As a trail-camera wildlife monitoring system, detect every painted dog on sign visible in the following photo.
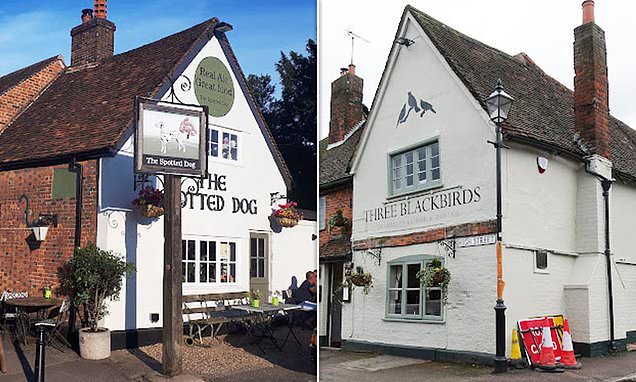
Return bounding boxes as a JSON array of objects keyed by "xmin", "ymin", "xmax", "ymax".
[{"xmin": 157, "ymin": 121, "xmax": 186, "ymax": 154}]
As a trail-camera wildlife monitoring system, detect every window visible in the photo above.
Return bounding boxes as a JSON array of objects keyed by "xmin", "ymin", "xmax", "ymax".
[
  {"xmin": 390, "ymin": 141, "xmax": 440, "ymax": 195},
  {"xmin": 319, "ymin": 197, "xmax": 326, "ymax": 231},
  {"xmin": 208, "ymin": 127, "xmax": 238, "ymax": 161},
  {"xmin": 386, "ymin": 255, "xmax": 443, "ymax": 320},
  {"xmin": 219, "ymin": 241, "xmax": 237, "ymax": 283},
  {"xmin": 534, "ymin": 250, "xmax": 548, "ymax": 273},
  {"xmin": 182, "ymin": 239, "xmax": 236, "ymax": 284},
  {"xmin": 250, "ymin": 237, "xmax": 266, "ymax": 278}
]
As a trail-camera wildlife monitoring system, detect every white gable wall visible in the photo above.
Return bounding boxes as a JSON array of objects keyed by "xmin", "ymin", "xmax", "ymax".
[
  {"xmin": 96, "ymin": 33, "xmax": 315, "ymax": 332},
  {"xmin": 345, "ymin": 15, "xmax": 499, "ymax": 354}
]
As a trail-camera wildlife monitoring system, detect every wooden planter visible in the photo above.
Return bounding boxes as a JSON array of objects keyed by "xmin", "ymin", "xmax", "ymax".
[
  {"xmin": 277, "ymin": 217, "xmax": 298, "ymax": 228},
  {"xmin": 137, "ymin": 204, "xmax": 164, "ymax": 218}
]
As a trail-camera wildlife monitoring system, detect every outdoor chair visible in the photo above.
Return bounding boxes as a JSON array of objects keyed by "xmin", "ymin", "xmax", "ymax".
[
  {"xmin": 0, "ymin": 292, "xmax": 28, "ymax": 341},
  {"xmin": 39, "ymin": 300, "xmax": 72, "ymax": 351}
]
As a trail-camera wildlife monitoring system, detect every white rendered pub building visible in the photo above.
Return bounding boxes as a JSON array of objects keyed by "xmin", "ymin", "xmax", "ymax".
[
  {"xmin": 334, "ymin": 3, "xmax": 636, "ymax": 361},
  {"xmin": 0, "ymin": 2, "xmax": 316, "ymax": 348}
]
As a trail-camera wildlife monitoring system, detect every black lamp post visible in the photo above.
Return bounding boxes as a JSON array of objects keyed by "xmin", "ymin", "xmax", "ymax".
[{"xmin": 485, "ymin": 79, "xmax": 514, "ymax": 373}]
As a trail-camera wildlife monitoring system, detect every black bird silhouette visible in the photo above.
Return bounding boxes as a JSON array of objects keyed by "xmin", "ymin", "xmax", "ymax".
[
  {"xmin": 408, "ymin": 91, "xmax": 420, "ymax": 113},
  {"xmin": 397, "ymin": 104, "xmax": 407, "ymax": 127},
  {"xmin": 419, "ymin": 100, "xmax": 436, "ymax": 116}
]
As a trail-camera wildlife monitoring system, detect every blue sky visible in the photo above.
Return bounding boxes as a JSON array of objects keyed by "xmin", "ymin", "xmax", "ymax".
[{"xmin": 0, "ymin": 0, "xmax": 316, "ymax": 92}]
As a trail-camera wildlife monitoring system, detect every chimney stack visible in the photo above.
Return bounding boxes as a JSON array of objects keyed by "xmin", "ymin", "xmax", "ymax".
[
  {"xmin": 70, "ymin": 0, "xmax": 116, "ymax": 67},
  {"xmin": 329, "ymin": 66, "xmax": 365, "ymax": 144},
  {"xmin": 574, "ymin": 0, "xmax": 610, "ymax": 159},
  {"xmin": 94, "ymin": 0, "xmax": 107, "ymax": 19}
]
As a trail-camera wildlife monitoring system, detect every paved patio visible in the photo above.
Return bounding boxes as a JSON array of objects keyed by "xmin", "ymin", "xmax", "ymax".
[{"xmin": 0, "ymin": 325, "xmax": 315, "ymax": 381}]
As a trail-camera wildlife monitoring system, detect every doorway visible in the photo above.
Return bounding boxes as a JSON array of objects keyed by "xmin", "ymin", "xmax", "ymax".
[{"xmin": 249, "ymin": 233, "xmax": 269, "ymax": 299}]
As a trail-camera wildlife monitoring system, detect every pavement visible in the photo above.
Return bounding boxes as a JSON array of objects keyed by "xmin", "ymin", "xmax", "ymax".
[
  {"xmin": 0, "ymin": 325, "xmax": 316, "ymax": 382},
  {"xmin": 320, "ymin": 347, "xmax": 636, "ymax": 382}
]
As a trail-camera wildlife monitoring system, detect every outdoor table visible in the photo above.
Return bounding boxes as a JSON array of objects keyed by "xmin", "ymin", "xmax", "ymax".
[
  {"xmin": 4, "ymin": 297, "xmax": 59, "ymax": 345},
  {"xmin": 231, "ymin": 303, "xmax": 301, "ymax": 351}
]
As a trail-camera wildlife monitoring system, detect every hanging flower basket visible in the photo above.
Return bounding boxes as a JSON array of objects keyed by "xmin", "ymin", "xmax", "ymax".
[
  {"xmin": 277, "ymin": 216, "xmax": 299, "ymax": 228},
  {"xmin": 272, "ymin": 201, "xmax": 303, "ymax": 228},
  {"xmin": 328, "ymin": 209, "xmax": 350, "ymax": 232},
  {"xmin": 136, "ymin": 204, "xmax": 165, "ymax": 218},
  {"xmin": 416, "ymin": 258, "xmax": 451, "ymax": 303},
  {"xmin": 346, "ymin": 266, "xmax": 373, "ymax": 294},
  {"xmin": 132, "ymin": 186, "xmax": 165, "ymax": 218}
]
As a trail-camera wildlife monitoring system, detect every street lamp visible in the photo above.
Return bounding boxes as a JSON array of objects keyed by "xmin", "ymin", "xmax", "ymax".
[{"xmin": 485, "ymin": 79, "xmax": 514, "ymax": 373}]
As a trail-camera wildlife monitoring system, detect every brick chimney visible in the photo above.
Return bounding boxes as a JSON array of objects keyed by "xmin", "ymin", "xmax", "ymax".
[
  {"xmin": 329, "ymin": 64, "xmax": 365, "ymax": 144},
  {"xmin": 70, "ymin": 0, "xmax": 116, "ymax": 67},
  {"xmin": 574, "ymin": 0, "xmax": 610, "ymax": 159}
]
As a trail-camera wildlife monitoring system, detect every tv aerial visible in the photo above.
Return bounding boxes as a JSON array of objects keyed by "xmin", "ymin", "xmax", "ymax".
[{"xmin": 346, "ymin": 29, "xmax": 371, "ymax": 66}]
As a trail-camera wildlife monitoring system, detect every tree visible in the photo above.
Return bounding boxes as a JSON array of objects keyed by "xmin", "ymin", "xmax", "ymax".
[{"xmin": 248, "ymin": 39, "xmax": 317, "ymax": 210}]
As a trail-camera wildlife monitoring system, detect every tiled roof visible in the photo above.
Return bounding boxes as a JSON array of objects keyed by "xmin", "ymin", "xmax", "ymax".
[
  {"xmin": 409, "ymin": 6, "xmax": 636, "ymax": 180},
  {"xmin": 319, "ymin": 234, "xmax": 352, "ymax": 260},
  {"xmin": 0, "ymin": 19, "xmax": 216, "ymax": 165},
  {"xmin": 0, "ymin": 56, "xmax": 61, "ymax": 95},
  {"xmin": 319, "ymin": 126, "xmax": 364, "ymax": 188}
]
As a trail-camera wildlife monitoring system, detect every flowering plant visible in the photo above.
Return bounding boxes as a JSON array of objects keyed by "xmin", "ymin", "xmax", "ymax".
[
  {"xmin": 272, "ymin": 201, "xmax": 303, "ymax": 221},
  {"xmin": 346, "ymin": 266, "xmax": 373, "ymax": 295},
  {"xmin": 416, "ymin": 258, "xmax": 451, "ymax": 304},
  {"xmin": 132, "ymin": 186, "xmax": 164, "ymax": 208}
]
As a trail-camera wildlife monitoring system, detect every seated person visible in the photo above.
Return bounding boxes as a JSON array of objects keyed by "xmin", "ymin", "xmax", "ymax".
[{"xmin": 292, "ymin": 271, "xmax": 317, "ymax": 328}]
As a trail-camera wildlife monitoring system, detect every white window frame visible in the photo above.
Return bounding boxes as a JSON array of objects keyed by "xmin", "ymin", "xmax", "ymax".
[
  {"xmin": 182, "ymin": 238, "xmax": 238, "ymax": 284},
  {"xmin": 388, "ymin": 139, "xmax": 441, "ymax": 197},
  {"xmin": 208, "ymin": 125, "xmax": 241, "ymax": 163},
  {"xmin": 319, "ymin": 197, "xmax": 326, "ymax": 231},
  {"xmin": 385, "ymin": 255, "xmax": 445, "ymax": 322}
]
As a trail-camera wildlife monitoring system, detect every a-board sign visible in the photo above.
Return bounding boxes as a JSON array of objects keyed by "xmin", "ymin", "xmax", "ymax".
[
  {"xmin": 518, "ymin": 317, "xmax": 563, "ymax": 366},
  {"xmin": 135, "ymin": 98, "xmax": 208, "ymax": 177}
]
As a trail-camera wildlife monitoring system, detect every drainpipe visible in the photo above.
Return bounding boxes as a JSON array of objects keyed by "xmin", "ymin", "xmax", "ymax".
[
  {"xmin": 601, "ymin": 179, "xmax": 617, "ymax": 352},
  {"xmin": 67, "ymin": 159, "xmax": 84, "ymax": 339},
  {"xmin": 69, "ymin": 160, "xmax": 83, "ymax": 248}
]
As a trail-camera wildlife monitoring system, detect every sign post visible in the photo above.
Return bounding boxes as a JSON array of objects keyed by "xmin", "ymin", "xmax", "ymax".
[
  {"xmin": 135, "ymin": 96, "xmax": 207, "ymax": 376},
  {"xmin": 162, "ymin": 174, "xmax": 182, "ymax": 376}
]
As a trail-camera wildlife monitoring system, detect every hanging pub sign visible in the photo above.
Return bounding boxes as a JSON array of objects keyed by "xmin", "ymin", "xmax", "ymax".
[{"xmin": 134, "ymin": 97, "xmax": 208, "ymax": 177}]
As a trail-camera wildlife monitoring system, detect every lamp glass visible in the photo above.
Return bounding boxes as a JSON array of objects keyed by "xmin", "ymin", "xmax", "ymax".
[
  {"xmin": 33, "ymin": 226, "xmax": 48, "ymax": 241},
  {"xmin": 486, "ymin": 85, "xmax": 514, "ymax": 124}
]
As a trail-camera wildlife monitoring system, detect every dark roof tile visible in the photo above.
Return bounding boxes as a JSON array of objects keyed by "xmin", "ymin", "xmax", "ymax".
[
  {"xmin": 0, "ymin": 56, "xmax": 61, "ymax": 95},
  {"xmin": 409, "ymin": 6, "xmax": 636, "ymax": 179},
  {"xmin": 0, "ymin": 19, "xmax": 216, "ymax": 164},
  {"xmin": 319, "ymin": 126, "xmax": 364, "ymax": 188}
]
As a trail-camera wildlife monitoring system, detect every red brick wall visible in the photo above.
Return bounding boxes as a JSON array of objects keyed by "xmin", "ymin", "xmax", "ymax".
[
  {"xmin": 574, "ymin": 22, "xmax": 610, "ymax": 159},
  {"xmin": 320, "ymin": 184, "xmax": 353, "ymax": 243},
  {"xmin": 328, "ymin": 71, "xmax": 365, "ymax": 144},
  {"xmin": 70, "ymin": 18, "xmax": 115, "ymax": 67},
  {"xmin": 0, "ymin": 58, "xmax": 65, "ymax": 131},
  {"xmin": 0, "ymin": 160, "xmax": 98, "ymax": 297},
  {"xmin": 352, "ymin": 220, "xmax": 497, "ymax": 250}
]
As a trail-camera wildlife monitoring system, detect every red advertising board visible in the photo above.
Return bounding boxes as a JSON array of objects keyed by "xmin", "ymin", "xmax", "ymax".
[{"xmin": 518, "ymin": 317, "xmax": 563, "ymax": 366}]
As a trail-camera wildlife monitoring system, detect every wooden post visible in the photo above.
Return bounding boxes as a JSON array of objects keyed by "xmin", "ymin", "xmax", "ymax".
[
  {"xmin": 162, "ymin": 174, "xmax": 183, "ymax": 376},
  {"xmin": 0, "ymin": 336, "xmax": 6, "ymax": 373}
]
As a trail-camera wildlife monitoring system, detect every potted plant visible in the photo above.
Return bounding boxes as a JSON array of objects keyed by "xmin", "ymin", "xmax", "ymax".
[
  {"xmin": 328, "ymin": 209, "xmax": 350, "ymax": 232},
  {"xmin": 416, "ymin": 258, "xmax": 451, "ymax": 303},
  {"xmin": 132, "ymin": 186, "xmax": 164, "ymax": 218},
  {"xmin": 346, "ymin": 266, "xmax": 373, "ymax": 295},
  {"xmin": 60, "ymin": 243, "xmax": 135, "ymax": 360},
  {"xmin": 250, "ymin": 289, "xmax": 262, "ymax": 308},
  {"xmin": 271, "ymin": 201, "xmax": 303, "ymax": 228},
  {"xmin": 271, "ymin": 290, "xmax": 280, "ymax": 306}
]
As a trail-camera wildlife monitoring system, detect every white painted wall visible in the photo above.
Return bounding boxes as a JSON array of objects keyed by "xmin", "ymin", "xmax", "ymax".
[
  {"xmin": 96, "ymin": 34, "xmax": 315, "ymax": 331},
  {"xmin": 341, "ymin": 244, "xmax": 496, "ymax": 354},
  {"xmin": 351, "ymin": 15, "xmax": 497, "ymax": 243},
  {"xmin": 344, "ymin": 8, "xmax": 636, "ymax": 358}
]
